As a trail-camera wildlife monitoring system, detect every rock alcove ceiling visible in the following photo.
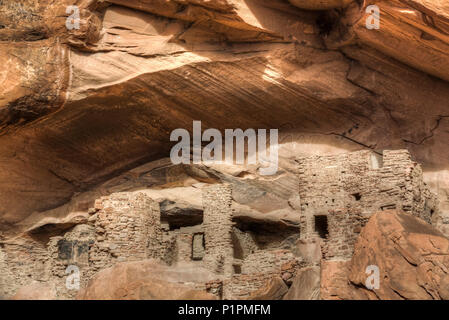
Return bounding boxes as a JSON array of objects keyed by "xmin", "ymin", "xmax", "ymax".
[{"xmin": 1, "ymin": 0, "xmax": 449, "ymax": 300}]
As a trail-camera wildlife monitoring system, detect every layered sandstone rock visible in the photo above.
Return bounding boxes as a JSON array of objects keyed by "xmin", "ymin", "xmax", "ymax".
[
  {"xmin": 247, "ymin": 276, "xmax": 289, "ymax": 300},
  {"xmin": 322, "ymin": 210, "xmax": 449, "ymax": 300},
  {"xmin": 1, "ymin": 0, "xmax": 449, "ymax": 301},
  {"xmin": 350, "ymin": 210, "xmax": 449, "ymax": 300},
  {"xmin": 77, "ymin": 260, "xmax": 217, "ymax": 300},
  {"xmin": 329, "ymin": 0, "xmax": 449, "ymax": 82},
  {"xmin": 320, "ymin": 260, "xmax": 372, "ymax": 300},
  {"xmin": 11, "ymin": 281, "xmax": 57, "ymax": 300},
  {"xmin": 1, "ymin": 0, "xmax": 449, "ymax": 236},
  {"xmin": 283, "ymin": 266, "xmax": 320, "ymax": 300}
]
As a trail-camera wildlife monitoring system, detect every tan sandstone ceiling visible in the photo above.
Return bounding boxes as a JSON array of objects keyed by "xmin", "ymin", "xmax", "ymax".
[{"xmin": 0, "ymin": 0, "xmax": 448, "ymax": 234}]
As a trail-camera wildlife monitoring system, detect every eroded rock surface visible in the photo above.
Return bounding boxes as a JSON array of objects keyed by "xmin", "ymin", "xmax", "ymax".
[
  {"xmin": 1, "ymin": 0, "xmax": 449, "ymax": 300},
  {"xmin": 322, "ymin": 210, "xmax": 449, "ymax": 300},
  {"xmin": 247, "ymin": 276, "xmax": 289, "ymax": 300},
  {"xmin": 350, "ymin": 210, "xmax": 449, "ymax": 300},
  {"xmin": 283, "ymin": 266, "xmax": 320, "ymax": 300},
  {"xmin": 11, "ymin": 281, "xmax": 57, "ymax": 300},
  {"xmin": 1, "ymin": 0, "xmax": 449, "ymax": 233},
  {"xmin": 77, "ymin": 260, "xmax": 217, "ymax": 300}
]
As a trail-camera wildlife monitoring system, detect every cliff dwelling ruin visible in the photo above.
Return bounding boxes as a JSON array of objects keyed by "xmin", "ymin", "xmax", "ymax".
[{"xmin": 0, "ymin": 149, "xmax": 440, "ymax": 299}]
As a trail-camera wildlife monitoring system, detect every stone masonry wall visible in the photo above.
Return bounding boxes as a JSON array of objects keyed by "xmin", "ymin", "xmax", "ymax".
[
  {"xmin": 0, "ymin": 238, "xmax": 51, "ymax": 298},
  {"xmin": 222, "ymin": 258, "xmax": 301, "ymax": 299},
  {"xmin": 47, "ymin": 224, "xmax": 96, "ymax": 298},
  {"xmin": 176, "ymin": 233, "xmax": 193, "ymax": 262},
  {"xmin": 90, "ymin": 192, "xmax": 163, "ymax": 267},
  {"xmin": 1, "ymin": 150, "xmax": 437, "ymax": 299},
  {"xmin": 202, "ymin": 184, "xmax": 234, "ymax": 276},
  {"xmin": 297, "ymin": 150, "xmax": 437, "ymax": 261},
  {"xmin": 223, "ymin": 273, "xmax": 275, "ymax": 300},
  {"xmin": 322, "ymin": 209, "xmax": 369, "ymax": 260},
  {"xmin": 240, "ymin": 249, "xmax": 299, "ymax": 275},
  {"xmin": 0, "ymin": 192, "xmax": 165, "ymax": 299},
  {"xmin": 384, "ymin": 151, "xmax": 437, "ymax": 223}
]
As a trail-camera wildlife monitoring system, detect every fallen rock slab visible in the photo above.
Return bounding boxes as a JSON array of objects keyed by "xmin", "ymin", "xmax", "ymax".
[{"xmin": 77, "ymin": 260, "xmax": 218, "ymax": 300}]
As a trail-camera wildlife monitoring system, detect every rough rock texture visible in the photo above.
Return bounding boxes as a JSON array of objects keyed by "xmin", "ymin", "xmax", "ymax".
[
  {"xmin": 1, "ymin": 0, "xmax": 449, "ymax": 235},
  {"xmin": 3, "ymin": 150, "xmax": 441, "ymax": 300},
  {"xmin": 320, "ymin": 260, "xmax": 372, "ymax": 300},
  {"xmin": 350, "ymin": 210, "xmax": 449, "ymax": 300},
  {"xmin": 1, "ymin": 0, "xmax": 449, "ymax": 300},
  {"xmin": 11, "ymin": 281, "xmax": 57, "ymax": 300},
  {"xmin": 322, "ymin": 210, "xmax": 449, "ymax": 300},
  {"xmin": 288, "ymin": 0, "xmax": 355, "ymax": 10},
  {"xmin": 77, "ymin": 260, "xmax": 217, "ymax": 300},
  {"xmin": 283, "ymin": 266, "xmax": 320, "ymax": 300},
  {"xmin": 247, "ymin": 276, "xmax": 288, "ymax": 300}
]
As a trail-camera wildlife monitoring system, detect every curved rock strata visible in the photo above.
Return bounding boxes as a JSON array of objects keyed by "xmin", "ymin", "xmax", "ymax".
[{"xmin": 1, "ymin": 0, "xmax": 449, "ymax": 300}]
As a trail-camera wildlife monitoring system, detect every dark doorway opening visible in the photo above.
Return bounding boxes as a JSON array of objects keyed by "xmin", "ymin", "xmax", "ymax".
[
  {"xmin": 352, "ymin": 193, "xmax": 362, "ymax": 201},
  {"xmin": 314, "ymin": 215, "xmax": 329, "ymax": 239}
]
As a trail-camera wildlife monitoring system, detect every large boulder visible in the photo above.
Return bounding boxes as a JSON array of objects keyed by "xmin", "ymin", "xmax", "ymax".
[
  {"xmin": 247, "ymin": 277, "xmax": 288, "ymax": 300},
  {"xmin": 321, "ymin": 210, "xmax": 449, "ymax": 300},
  {"xmin": 349, "ymin": 210, "xmax": 449, "ymax": 300},
  {"xmin": 320, "ymin": 260, "xmax": 373, "ymax": 300},
  {"xmin": 284, "ymin": 266, "xmax": 320, "ymax": 300},
  {"xmin": 77, "ymin": 260, "xmax": 217, "ymax": 300}
]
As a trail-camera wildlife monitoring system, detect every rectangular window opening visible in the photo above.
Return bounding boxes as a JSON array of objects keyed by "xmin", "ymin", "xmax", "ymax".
[{"xmin": 314, "ymin": 215, "xmax": 329, "ymax": 239}]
